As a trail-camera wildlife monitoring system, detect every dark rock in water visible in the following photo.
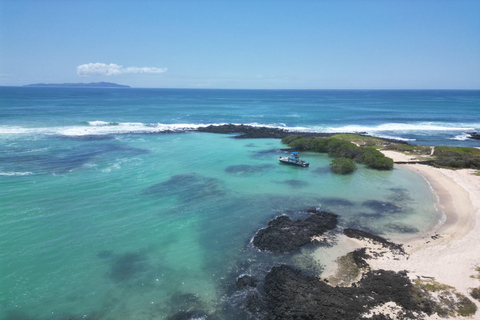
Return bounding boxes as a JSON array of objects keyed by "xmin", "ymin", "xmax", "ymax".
[
  {"xmin": 236, "ymin": 275, "xmax": 258, "ymax": 289},
  {"xmin": 108, "ymin": 252, "xmax": 147, "ymax": 283},
  {"xmin": 320, "ymin": 197, "xmax": 355, "ymax": 207},
  {"xmin": 249, "ymin": 148, "xmax": 280, "ymax": 159},
  {"xmin": 225, "ymin": 164, "xmax": 275, "ymax": 176},
  {"xmin": 362, "ymin": 199, "xmax": 404, "ymax": 214},
  {"xmin": 344, "ymin": 228, "xmax": 404, "ymax": 253},
  {"xmin": 385, "ymin": 223, "xmax": 419, "ymax": 234},
  {"xmin": 143, "ymin": 173, "xmax": 224, "ymax": 201},
  {"xmin": 262, "ymin": 264, "xmax": 428, "ymax": 320},
  {"xmin": 96, "ymin": 250, "xmax": 114, "ymax": 259},
  {"xmin": 55, "ymin": 134, "xmax": 115, "ymax": 141},
  {"xmin": 387, "ymin": 187, "xmax": 413, "ymax": 203},
  {"xmin": 197, "ymin": 124, "xmax": 335, "ymax": 139},
  {"xmin": 167, "ymin": 310, "xmax": 208, "ymax": 320},
  {"xmin": 278, "ymin": 179, "xmax": 309, "ymax": 188},
  {"xmin": 252, "ymin": 209, "xmax": 338, "ymax": 253},
  {"xmin": 467, "ymin": 132, "xmax": 480, "ymax": 140}
]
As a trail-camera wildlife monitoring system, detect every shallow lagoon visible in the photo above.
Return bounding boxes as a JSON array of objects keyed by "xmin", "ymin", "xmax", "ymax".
[{"xmin": 0, "ymin": 132, "xmax": 438, "ymax": 319}]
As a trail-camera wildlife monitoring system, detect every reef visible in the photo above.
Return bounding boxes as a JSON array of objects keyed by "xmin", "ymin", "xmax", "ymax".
[
  {"xmin": 197, "ymin": 124, "xmax": 334, "ymax": 139},
  {"xmin": 252, "ymin": 209, "xmax": 338, "ymax": 253}
]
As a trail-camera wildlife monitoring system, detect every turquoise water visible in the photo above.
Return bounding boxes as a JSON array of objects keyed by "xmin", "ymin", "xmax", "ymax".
[
  {"xmin": 1, "ymin": 133, "xmax": 437, "ymax": 319},
  {"xmin": 0, "ymin": 88, "xmax": 476, "ymax": 319}
]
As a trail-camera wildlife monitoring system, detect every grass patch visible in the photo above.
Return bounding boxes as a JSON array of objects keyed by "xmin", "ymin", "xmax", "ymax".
[
  {"xmin": 430, "ymin": 146, "xmax": 480, "ymax": 169},
  {"xmin": 385, "ymin": 144, "xmax": 432, "ymax": 155},
  {"xmin": 330, "ymin": 134, "xmax": 385, "ymax": 146},
  {"xmin": 434, "ymin": 146, "xmax": 480, "ymax": 157},
  {"xmin": 412, "ymin": 279, "xmax": 477, "ymax": 317}
]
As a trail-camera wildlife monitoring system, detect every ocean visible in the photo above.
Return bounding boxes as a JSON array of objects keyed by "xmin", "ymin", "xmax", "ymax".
[{"xmin": 0, "ymin": 88, "xmax": 479, "ymax": 319}]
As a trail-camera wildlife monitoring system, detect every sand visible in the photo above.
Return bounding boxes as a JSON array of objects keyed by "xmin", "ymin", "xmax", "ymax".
[{"xmin": 373, "ymin": 151, "xmax": 480, "ymax": 319}]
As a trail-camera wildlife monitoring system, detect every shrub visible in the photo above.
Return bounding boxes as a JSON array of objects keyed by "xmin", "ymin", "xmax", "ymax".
[
  {"xmin": 330, "ymin": 157, "xmax": 356, "ymax": 174},
  {"xmin": 282, "ymin": 135, "xmax": 394, "ymax": 171}
]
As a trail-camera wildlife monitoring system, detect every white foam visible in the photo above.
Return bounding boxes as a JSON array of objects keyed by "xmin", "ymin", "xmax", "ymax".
[
  {"xmin": 87, "ymin": 121, "xmax": 112, "ymax": 126},
  {"xmin": 0, "ymin": 171, "xmax": 34, "ymax": 176},
  {"xmin": 0, "ymin": 121, "xmax": 477, "ymax": 139},
  {"xmin": 322, "ymin": 122, "xmax": 477, "ymax": 133},
  {"xmin": 451, "ymin": 134, "xmax": 469, "ymax": 141}
]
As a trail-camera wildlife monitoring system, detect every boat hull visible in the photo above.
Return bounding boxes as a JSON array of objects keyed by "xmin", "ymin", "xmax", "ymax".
[{"xmin": 278, "ymin": 158, "xmax": 309, "ymax": 167}]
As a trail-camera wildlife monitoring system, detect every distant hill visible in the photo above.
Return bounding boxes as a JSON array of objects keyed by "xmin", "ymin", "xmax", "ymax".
[{"xmin": 23, "ymin": 82, "xmax": 130, "ymax": 88}]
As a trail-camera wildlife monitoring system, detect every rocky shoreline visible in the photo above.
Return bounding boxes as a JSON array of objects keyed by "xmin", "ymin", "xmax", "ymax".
[
  {"xmin": 162, "ymin": 202, "xmax": 478, "ymax": 320},
  {"xmin": 195, "ymin": 123, "xmax": 411, "ymax": 144}
]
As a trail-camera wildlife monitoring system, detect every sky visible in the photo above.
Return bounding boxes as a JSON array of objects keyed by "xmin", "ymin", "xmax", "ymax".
[{"xmin": 1, "ymin": 0, "xmax": 479, "ymax": 89}]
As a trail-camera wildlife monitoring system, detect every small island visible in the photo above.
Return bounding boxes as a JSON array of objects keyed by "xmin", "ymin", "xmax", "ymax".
[{"xmin": 23, "ymin": 82, "xmax": 130, "ymax": 88}]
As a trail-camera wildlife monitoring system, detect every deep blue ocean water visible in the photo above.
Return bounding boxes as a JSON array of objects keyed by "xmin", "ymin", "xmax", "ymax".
[{"xmin": 0, "ymin": 88, "xmax": 479, "ymax": 319}]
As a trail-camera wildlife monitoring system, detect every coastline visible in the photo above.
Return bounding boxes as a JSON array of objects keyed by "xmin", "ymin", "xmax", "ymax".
[{"xmin": 374, "ymin": 151, "xmax": 480, "ymax": 311}]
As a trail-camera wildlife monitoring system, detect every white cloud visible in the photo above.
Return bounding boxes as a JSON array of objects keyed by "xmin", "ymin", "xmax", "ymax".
[{"xmin": 77, "ymin": 63, "xmax": 167, "ymax": 76}]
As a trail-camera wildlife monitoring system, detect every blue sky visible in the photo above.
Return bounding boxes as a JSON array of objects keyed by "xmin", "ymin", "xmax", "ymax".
[{"xmin": 1, "ymin": 0, "xmax": 479, "ymax": 89}]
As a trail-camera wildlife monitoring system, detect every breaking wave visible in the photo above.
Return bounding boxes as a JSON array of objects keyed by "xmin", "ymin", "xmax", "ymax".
[{"xmin": 0, "ymin": 121, "xmax": 477, "ymax": 141}]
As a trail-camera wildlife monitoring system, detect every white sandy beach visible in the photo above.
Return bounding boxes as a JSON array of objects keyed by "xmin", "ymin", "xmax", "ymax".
[{"xmin": 374, "ymin": 151, "xmax": 480, "ymax": 319}]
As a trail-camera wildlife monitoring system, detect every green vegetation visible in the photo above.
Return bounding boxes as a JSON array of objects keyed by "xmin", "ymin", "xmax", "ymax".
[
  {"xmin": 330, "ymin": 157, "xmax": 356, "ymax": 174},
  {"xmin": 470, "ymin": 266, "xmax": 480, "ymax": 280},
  {"xmin": 281, "ymin": 136, "xmax": 394, "ymax": 170},
  {"xmin": 470, "ymin": 287, "xmax": 480, "ymax": 302},
  {"xmin": 412, "ymin": 279, "xmax": 477, "ymax": 317},
  {"xmin": 325, "ymin": 252, "xmax": 361, "ymax": 287},
  {"xmin": 385, "ymin": 144, "xmax": 432, "ymax": 155},
  {"xmin": 432, "ymin": 146, "xmax": 480, "ymax": 169},
  {"xmin": 330, "ymin": 133, "xmax": 385, "ymax": 146},
  {"xmin": 283, "ymin": 134, "xmax": 480, "ymax": 170},
  {"xmin": 469, "ymin": 266, "xmax": 480, "ymax": 302}
]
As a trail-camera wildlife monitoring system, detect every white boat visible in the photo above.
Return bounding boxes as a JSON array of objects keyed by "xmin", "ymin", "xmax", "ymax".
[{"xmin": 278, "ymin": 152, "xmax": 309, "ymax": 167}]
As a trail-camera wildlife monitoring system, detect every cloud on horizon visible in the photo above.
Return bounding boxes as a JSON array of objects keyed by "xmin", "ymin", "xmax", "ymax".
[{"xmin": 77, "ymin": 63, "xmax": 167, "ymax": 76}]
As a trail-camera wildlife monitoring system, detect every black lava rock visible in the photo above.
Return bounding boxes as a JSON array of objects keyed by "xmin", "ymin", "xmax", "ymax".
[
  {"xmin": 252, "ymin": 210, "xmax": 338, "ymax": 253},
  {"xmin": 263, "ymin": 264, "xmax": 428, "ymax": 320},
  {"xmin": 467, "ymin": 132, "xmax": 480, "ymax": 140},
  {"xmin": 235, "ymin": 275, "xmax": 258, "ymax": 289},
  {"xmin": 344, "ymin": 228, "xmax": 405, "ymax": 253}
]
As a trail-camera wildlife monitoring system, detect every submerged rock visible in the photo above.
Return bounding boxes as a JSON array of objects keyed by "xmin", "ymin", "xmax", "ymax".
[
  {"xmin": 252, "ymin": 209, "xmax": 338, "ymax": 253},
  {"xmin": 143, "ymin": 173, "xmax": 225, "ymax": 201},
  {"xmin": 362, "ymin": 200, "xmax": 404, "ymax": 214},
  {"xmin": 225, "ymin": 164, "xmax": 275, "ymax": 176}
]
